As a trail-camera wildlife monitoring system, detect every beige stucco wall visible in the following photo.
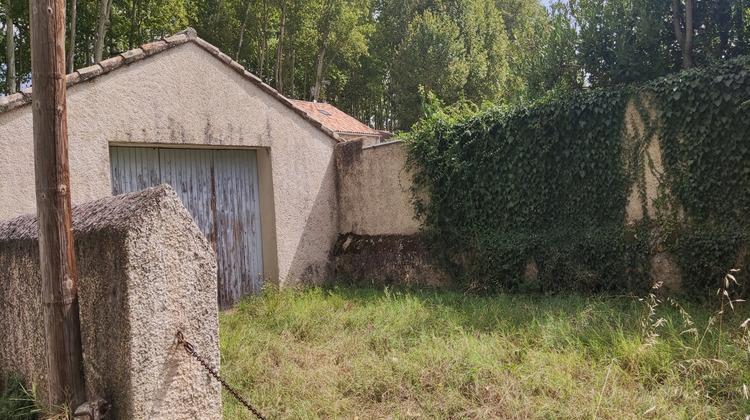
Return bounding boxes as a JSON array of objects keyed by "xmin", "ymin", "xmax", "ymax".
[
  {"xmin": 0, "ymin": 41, "xmax": 339, "ymax": 287},
  {"xmin": 339, "ymin": 133, "xmax": 380, "ymax": 146},
  {"xmin": 336, "ymin": 139, "xmax": 420, "ymax": 235},
  {"xmin": 0, "ymin": 185, "xmax": 221, "ymax": 419},
  {"xmin": 334, "ymin": 139, "xmax": 449, "ymax": 285}
]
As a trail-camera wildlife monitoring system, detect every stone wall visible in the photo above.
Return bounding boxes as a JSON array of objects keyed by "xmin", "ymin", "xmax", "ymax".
[
  {"xmin": 333, "ymin": 104, "xmax": 690, "ymax": 289},
  {"xmin": 0, "ymin": 185, "xmax": 221, "ymax": 419},
  {"xmin": 335, "ymin": 139, "xmax": 451, "ymax": 286},
  {"xmin": 336, "ymin": 139, "xmax": 420, "ymax": 236}
]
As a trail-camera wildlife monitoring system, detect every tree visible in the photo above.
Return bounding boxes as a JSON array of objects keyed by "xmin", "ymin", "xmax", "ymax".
[
  {"xmin": 459, "ymin": 0, "xmax": 511, "ymax": 104},
  {"xmin": 3, "ymin": 0, "xmax": 15, "ymax": 93},
  {"xmin": 94, "ymin": 0, "xmax": 114, "ymax": 63},
  {"xmin": 509, "ymin": 1, "xmax": 582, "ymax": 98},
  {"xmin": 312, "ymin": 0, "xmax": 334, "ymax": 101},
  {"xmin": 570, "ymin": 0, "xmax": 674, "ymax": 87},
  {"xmin": 67, "ymin": 0, "xmax": 77, "ymax": 73},
  {"xmin": 672, "ymin": 0, "xmax": 694, "ymax": 69},
  {"xmin": 275, "ymin": 0, "xmax": 286, "ymax": 93},
  {"xmin": 392, "ymin": 8, "xmax": 469, "ymax": 129}
]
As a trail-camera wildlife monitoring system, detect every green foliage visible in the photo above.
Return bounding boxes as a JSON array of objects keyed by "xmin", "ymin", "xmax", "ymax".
[
  {"xmin": 407, "ymin": 87, "xmax": 633, "ymax": 292},
  {"xmin": 390, "ymin": 0, "xmax": 513, "ymax": 130},
  {"xmin": 2, "ymin": 0, "xmax": 749, "ymax": 131},
  {"xmin": 650, "ymin": 56, "xmax": 750, "ymax": 223},
  {"xmin": 648, "ymin": 56, "xmax": 750, "ymax": 296},
  {"xmin": 508, "ymin": 1, "xmax": 582, "ymax": 99},
  {"xmin": 571, "ymin": 0, "xmax": 674, "ymax": 87},
  {"xmin": 407, "ymin": 56, "xmax": 750, "ymax": 294},
  {"xmin": 393, "ymin": 9, "xmax": 468, "ymax": 129},
  {"xmin": 0, "ymin": 375, "xmax": 36, "ymax": 420}
]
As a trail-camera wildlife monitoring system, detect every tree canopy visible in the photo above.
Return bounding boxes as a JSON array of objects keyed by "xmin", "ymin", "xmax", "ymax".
[{"xmin": 1, "ymin": 0, "xmax": 749, "ymax": 130}]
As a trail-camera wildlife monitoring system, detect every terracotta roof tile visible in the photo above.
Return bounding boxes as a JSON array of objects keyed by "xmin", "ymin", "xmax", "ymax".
[{"xmin": 291, "ymin": 101, "xmax": 379, "ymax": 136}]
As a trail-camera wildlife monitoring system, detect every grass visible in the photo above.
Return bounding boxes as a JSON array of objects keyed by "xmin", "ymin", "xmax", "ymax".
[
  {"xmin": 0, "ymin": 375, "xmax": 40, "ymax": 420},
  {"xmin": 3, "ymin": 281, "xmax": 747, "ymax": 419},
  {"xmin": 219, "ymin": 283, "xmax": 750, "ymax": 419}
]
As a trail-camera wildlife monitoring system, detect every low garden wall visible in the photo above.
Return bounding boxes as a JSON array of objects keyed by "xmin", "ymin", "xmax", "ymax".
[
  {"xmin": 0, "ymin": 184, "xmax": 221, "ymax": 419},
  {"xmin": 335, "ymin": 139, "xmax": 451, "ymax": 286}
]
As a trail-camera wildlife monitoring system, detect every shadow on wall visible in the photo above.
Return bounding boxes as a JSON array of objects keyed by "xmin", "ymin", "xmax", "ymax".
[{"xmin": 283, "ymin": 158, "xmax": 338, "ymax": 286}]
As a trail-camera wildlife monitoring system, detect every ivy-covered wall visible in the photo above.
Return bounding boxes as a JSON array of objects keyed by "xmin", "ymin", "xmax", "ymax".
[{"xmin": 406, "ymin": 56, "xmax": 750, "ymax": 296}]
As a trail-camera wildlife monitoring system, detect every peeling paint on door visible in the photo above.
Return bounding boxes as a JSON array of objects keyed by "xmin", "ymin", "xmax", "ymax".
[{"xmin": 109, "ymin": 147, "xmax": 263, "ymax": 308}]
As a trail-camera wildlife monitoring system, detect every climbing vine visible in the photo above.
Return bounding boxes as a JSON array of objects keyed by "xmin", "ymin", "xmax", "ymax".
[
  {"xmin": 406, "ymin": 55, "xmax": 750, "ymax": 295},
  {"xmin": 649, "ymin": 56, "xmax": 750, "ymax": 296}
]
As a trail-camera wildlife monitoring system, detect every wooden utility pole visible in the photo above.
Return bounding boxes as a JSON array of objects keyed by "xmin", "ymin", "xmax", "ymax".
[{"xmin": 29, "ymin": 0, "xmax": 86, "ymax": 408}]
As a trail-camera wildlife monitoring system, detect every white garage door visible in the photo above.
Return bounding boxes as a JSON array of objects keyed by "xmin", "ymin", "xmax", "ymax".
[{"xmin": 109, "ymin": 147, "xmax": 263, "ymax": 308}]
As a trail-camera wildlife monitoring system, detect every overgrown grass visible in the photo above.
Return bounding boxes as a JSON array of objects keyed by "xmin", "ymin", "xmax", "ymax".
[
  {"xmin": 220, "ymin": 284, "xmax": 750, "ymax": 419},
  {"xmin": 0, "ymin": 375, "xmax": 74, "ymax": 420},
  {"xmin": 0, "ymin": 375, "xmax": 39, "ymax": 420}
]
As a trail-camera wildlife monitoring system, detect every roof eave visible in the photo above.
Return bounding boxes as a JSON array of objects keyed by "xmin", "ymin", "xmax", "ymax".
[{"xmin": 336, "ymin": 131, "xmax": 381, "ymax": 137}]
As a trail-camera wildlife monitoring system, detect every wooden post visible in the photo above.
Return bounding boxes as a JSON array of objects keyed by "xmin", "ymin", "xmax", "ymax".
[{"xmin": 29, "ymin": 0, "xmax": 86, "ymax": 408}]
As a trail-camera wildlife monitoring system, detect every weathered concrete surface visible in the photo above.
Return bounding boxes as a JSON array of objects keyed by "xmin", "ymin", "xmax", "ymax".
[
  {"xmin": 334, "ymin": 140, "xmax": 449, "ymax": 286},
  {"xmin": 650, "ymin": 251, "xmax": 682, "ymax": 292},
  {"xmin": 0, "ymin": 35, "xmax": 339, "ymax": 287},
  {"xmin": 334, "ymin": 233, "xmax": 451, "ymax": 287},
  {"xmin": 338, "ymin": 132, "xmax": 381, "ymax": 146},
  {"xmin": 623, "ymin": 92, "xmax": 668, "ymax": 223},
  {"xmin": 0, "ymin": 185, "xmax": 221, "ymax": 419},
  {"xmin": 336, "ymin": 139, "xmax": 420, "ymax": 236}
]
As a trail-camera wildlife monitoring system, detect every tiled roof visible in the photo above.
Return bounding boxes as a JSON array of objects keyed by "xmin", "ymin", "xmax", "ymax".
[
  {"xmin": 291, "ymin": 101, "xmax": 379, "ymax": 136},
  {"xmin": 0, "ymin": 28, "xmax": 340, "ymax": 142}
]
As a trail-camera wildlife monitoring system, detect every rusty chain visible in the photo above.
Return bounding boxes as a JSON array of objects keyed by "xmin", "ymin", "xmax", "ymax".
[{"xmin": 176, "ymin": 331, "xmax": 267, "ymax": 420}]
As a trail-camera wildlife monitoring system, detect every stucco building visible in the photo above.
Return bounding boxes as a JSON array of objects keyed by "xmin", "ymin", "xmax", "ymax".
[{"xmin": 0, "ymin": 29, "xmax": 343, "ymax": 308}]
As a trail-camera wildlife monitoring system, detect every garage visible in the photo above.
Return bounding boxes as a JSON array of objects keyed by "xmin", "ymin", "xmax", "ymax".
[
  {"xmin": 0, "ymin": 31, "xmax": 340, "ymax": 296},
  {"xmin": 109, "ymin": 146, "xmax": 263, "ymax": 308}
]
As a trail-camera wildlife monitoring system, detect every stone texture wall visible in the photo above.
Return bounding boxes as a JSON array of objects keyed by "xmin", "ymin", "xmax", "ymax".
[
  {"xmin": 0, "ymin": 185, "xmax": 221, "ymax": 419},
  {"xmin": 336, "ymin": 139, "xmax": 420, "ymax": 236},
  {"xmin": 335, "ymin": 139, "xmax": 450, "ymax": 286},
  {"xmin": 334, "ymin": 233, "xmax": 451, "ymax": 287}
]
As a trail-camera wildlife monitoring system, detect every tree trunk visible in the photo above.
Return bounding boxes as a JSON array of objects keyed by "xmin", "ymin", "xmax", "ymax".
[
  {"xmin": 67, "ymin": 0, "xmax": 77, "ymax": 73},
  {"xmin": 29, "ymin": 0, "xmax": 86, "ymax": 409},
  {"xmin": 258, "ymin": 0, "xmax": 269, "ymax": 80},
  {"xmin": 94, "ymin": 0, "xmax": 114, "ymax": 63},
  {"xmin": 313, "ymin": 48, "xmax": 326, "ymax": 101},
  {"xmin": 312, "ymin": 0, "xmax": 334, "ymax": 101},
  {"xmin": 129, "ymin": 0, "xmax": 140, "ymax": 50},
  {"xmin": 4, "ymin": 0, "xmax": 16, "ymax": 94},
  {"xmin": 85, "ymin": 33, "xmax": 91, "ymax": 65},
  {"xmin": 289, "ymin": 32, "xmax": 296, "ymax": 98},
  {"xmin": 672, "ymin": 0, "xmax": 694, "ymax": 69},
  {"xmin": 235, "ymin": 0, "xmax": 253, "ymax": 62},
  {"xmin": 275, "ymin": 1, "xmax": 286, "ymax": 94}
]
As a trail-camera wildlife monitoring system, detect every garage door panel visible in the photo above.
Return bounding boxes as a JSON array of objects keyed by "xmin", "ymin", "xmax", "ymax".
[
  {"xmin": 109, "ymin": 147, "xmax": 159, "ymax": 195},
  {"xmin": 110, "ymin": 147, "xmax": 263, "ymax": 308},
  {"xmin": 159, "ymin": 149, "xmax": 217, "ymax": 250},
  {"xmin": 214, "ymin": 150, "xmax": 263, "ymax": 302}
]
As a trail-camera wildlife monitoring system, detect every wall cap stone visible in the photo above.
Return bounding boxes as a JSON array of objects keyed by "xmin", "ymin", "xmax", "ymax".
[{"xmin": 0, "ymin": 184, "xmax": 188, "ymax": 240}]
